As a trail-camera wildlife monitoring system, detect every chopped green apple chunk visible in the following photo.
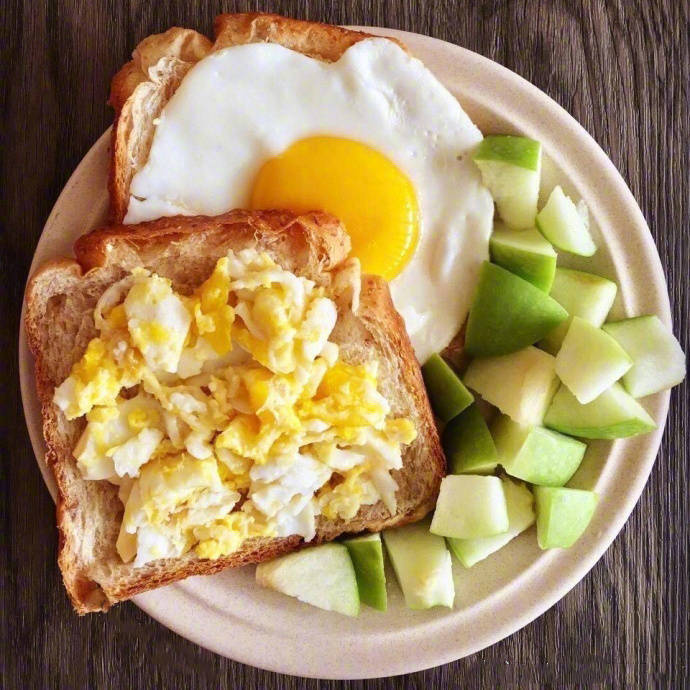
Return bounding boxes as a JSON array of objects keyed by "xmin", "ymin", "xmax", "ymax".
[
  {"xmin": 430, "ymin": 475, "xmax": 509, "ymax": 539},
  {"xmin": 448, "ymin": 479, "xmax": 535, "ymax": 567},
  {"xmin": 474, "ymin": 135, "xmax": 542, "ymax": 229},
  {"xmin": 536, "ymin": 185, "xmax": 596, "ymax": 256},
  {"xmin": 256, "ymin": 543, "xmax": 359, "ymax": 616},
  {"xmin": 383, "ymin": 520, "xmax": 454, "ymax": 610},
  {"xmin": 544, "ymin": 383, "xmax": 656, "ymax": 439},
  {"xmin": 421, "ymin": 353, "xmax": 474, "ymax": 422},
  {"xmin": 343, "ymin": 533, "xmax": 387, "ymax": 611},
  {"xmin": 540, "ymin": 268, "xmax": 618, "ymax": 354},
  {"xmin": 534, "ymin": 486, "xmax": 598, "ymax": 549},
  {"xmin": 492, "ymin": 414, "xmax": 586, "ymax": 486},
  {"xmin": 603, "ymin": 315, "xmax": 686, "ymax": 397},
  {"xmin": 464, "ymin": 346, "xmax": 559, "ymax": 426},
  {"xmin": 489, "ymin": 224, "xmax": 557, "ymax": 292},
  {"xmin": 465, "ymin": 262, "xmax": 568, "ymax": 357},
  {"xmin": 555, "ymin": 317, "xmax": 633, "ymax": 404},
  {"xmin": 443, "ymin": 404, "xmax": 498, "ymax": 474}
]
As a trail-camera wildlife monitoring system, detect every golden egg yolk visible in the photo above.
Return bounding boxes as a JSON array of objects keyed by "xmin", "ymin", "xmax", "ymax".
[{"xmin": 250, "ymin": 137, "xmax": 419, "ymax": 280}]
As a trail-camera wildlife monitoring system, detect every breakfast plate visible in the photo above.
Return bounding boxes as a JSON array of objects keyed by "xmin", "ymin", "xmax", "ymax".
[{"xmin": 19, "ymin": 27, "xmax": 671, "ymax": 678}]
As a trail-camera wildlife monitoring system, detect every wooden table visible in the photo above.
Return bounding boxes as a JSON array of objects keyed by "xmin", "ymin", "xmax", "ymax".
[{"xmin": 2, "ymin": 1, "xmax": 687, "ymax": 687}]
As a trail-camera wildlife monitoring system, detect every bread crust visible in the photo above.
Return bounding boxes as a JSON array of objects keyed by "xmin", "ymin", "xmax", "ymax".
[
  {"xmin": 212, "ymin": 12, "xmax": 405, "ymax": 60},
  {"xmin": 25, "ymin": 210, "xmax": 443, "ymax": 613},
  {"xmin": 107, "ymin": 13, "xmax": 406, "ymax": 223},
  {"xmin": 108, "ymin": 27, "xmax": 213, "ymax": 223}
]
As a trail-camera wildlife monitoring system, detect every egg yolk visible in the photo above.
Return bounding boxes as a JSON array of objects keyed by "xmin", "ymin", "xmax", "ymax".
[{"xmin": 250, "ymin": 137, "xmax": 419, "ymax": 280}]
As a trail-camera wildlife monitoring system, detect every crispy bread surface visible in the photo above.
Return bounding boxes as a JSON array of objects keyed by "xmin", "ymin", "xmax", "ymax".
[
  {"xmin": 107, "ymin": 13, "xmax": 405, "ymax": 223},
  {"xmin": 25, "ymin": 210, "xmax": 443, "ymax": 613}
]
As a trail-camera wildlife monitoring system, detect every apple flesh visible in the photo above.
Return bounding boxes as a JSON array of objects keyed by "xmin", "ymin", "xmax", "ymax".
[
  {"xmin": 536, "ymin": 185, "xmax": 596, "ymax": 256},
  {"xmin": 489, "ymin": 224, "xmax": 557, "ymax": 292},
  {"xmin": 343, "ymin": 532, "xmax": 387, "ymax": 611},
  {"xmin": 421, "ymin": 353, "xmax": 474, "ymax": 422},
  {"xmin": 473, "ymin": 135, "xmax": 542, "ymax": 229},
  {"xmin": 447, "ymin": 479, "xmax": 535, "ymax": 567},
  {"xmin": 382, "ymin": 519, "xmax": 454, "ymax": 610},
  {"xmin": 603, "ymin": 315, "xmax": 686, "ymax": 397},
  {"xmin": 534, "ymin": 486, "xmax": 598, "ymax": 549},
  {"xmin": 555, "ymin": 316, "xmax": 633, "ymax": 404},
  {"xmin": 544, "ymin": 382, "xmax": 656, "ymax": 439},
  {"xmin": 256, "ymin": 543, "xmax": 359, "ymax": 616},
  {"xmin": 492, "ymin": 414, "xmax": 586, "ymax": 486},
  {"xmin": 430, "ymin": 475, "xmax": 509, "ymax": 539},
  {"xmin": 465, "ymin": 262, "xmax": 568, "ymax": 357},
  {"xmin": 540, "ymin": 268, "xmax": 618, "ymax": 354},
  {"xmin": 464, "ymin": 346, "xmax": 559, "ymax": 426},
  {"xmin": 443, "ymin": 404, "xmax": 498, "ymax": 474}
]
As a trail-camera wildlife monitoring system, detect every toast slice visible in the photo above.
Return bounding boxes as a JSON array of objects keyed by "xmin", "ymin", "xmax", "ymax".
[
  {"xmin": 25, "ymin": 209, "xmax": 444, "ymax": 613},
  {"xmin": 107, "ymin": 13, "xmax": 405, "ymax": 223}
]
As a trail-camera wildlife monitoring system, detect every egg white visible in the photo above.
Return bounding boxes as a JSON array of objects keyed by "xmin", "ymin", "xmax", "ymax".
[{"xmin": 125, "ymin": 39, "xmax": 493, "ymax": 362}]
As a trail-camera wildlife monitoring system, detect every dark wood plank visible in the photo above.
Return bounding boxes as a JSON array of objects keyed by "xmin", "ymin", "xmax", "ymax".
[{"xmin": 1, "ymin": 1, "xmax": 687, "ymax": 687}]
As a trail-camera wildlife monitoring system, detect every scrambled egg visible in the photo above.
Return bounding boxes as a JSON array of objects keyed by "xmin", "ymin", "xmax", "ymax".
[{"xmin": 54, "ymin": 248, "xmax": 416, "ymax": 567}]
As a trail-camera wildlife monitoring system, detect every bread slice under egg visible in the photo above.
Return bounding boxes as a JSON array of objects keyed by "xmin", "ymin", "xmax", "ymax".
[
  {"xmin": 107, "ymin": 12, "xmax": 407, "ymax": 224},
  {"xmin": 25, "ymin": 209, "xmax": 444, "ymax": 613}
]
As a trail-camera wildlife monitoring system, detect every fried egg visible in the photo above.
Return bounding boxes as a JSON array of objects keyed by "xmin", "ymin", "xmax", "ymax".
[{"xmin": 125, "ymin": 39, "xmax": 493, "ymax": 362}]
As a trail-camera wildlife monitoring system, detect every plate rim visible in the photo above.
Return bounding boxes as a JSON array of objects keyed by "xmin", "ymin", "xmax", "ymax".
[{"xmin": 19, "ymin": 26, "xmax": 671, "ymax": 679}]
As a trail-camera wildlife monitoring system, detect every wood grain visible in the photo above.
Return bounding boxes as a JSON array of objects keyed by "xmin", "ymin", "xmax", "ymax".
[{"xmin": 1, "ymin": 1, "xmax": 688, "ymax": 687}]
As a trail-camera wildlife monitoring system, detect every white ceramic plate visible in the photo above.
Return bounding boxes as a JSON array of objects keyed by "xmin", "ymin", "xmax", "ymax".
[{"xmin": 20, "ymin": 28, "xmax": 671, "ymax": 679}]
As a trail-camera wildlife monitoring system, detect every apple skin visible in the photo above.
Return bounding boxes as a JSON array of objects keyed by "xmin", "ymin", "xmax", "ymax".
[
  {"xmin": 603, "ymin": 315, "xmax": 686, "ymax": 398},
  {"xmin": 492, "ymin": 414, "xmax": 586, "ymax": 487},
  {"xmin": 447, "ymin": 479, "xmax": 535, "ymax": 568},
  {"xmin": 421, "ymin": 353, "xmax": 473, "ymax": 422},
  {"xmin": 555, "ymin": 316, "xmax": 633, "ymax": 404},
  {"xmin": 489, "ymin": 225, "xmax": 557, "ymax": 292},
  {"xmin": 383, "ymin": 519, "xmax": 454, "ymax": 610},
  {"xmin": 544, "ymin": 382, "xmax": 656, "ymax": 439},
  {"xmin": 473, "ymin": 136, "xmax": 542, "ymax": 230},
  {"xmin": 534, "ymin": 486, "xmax": 598, "ymax": 549},
  {"xmin": 443, "ymin": 404, "xmax": 498, "ymax": 474},
  {"xmin": 465, "ymin": 262, "xmax": 568, "ymax": 357},
  {"xmin": 474, "ymin": 135, "xmax": 541, "ymax": 170},
  {"xmin": 430, "ymin": 475, "xmax": 509, "ymax": 539},
  {"xmin": 343, "ymin": 533, "xmax": 387, "ymax": 611},
  {"xmin": 464, "ymin": 346, "xmax": 559, "ymax": 426},
  {"xmin": 540, "ymin": 268, "xmax": 618, "ymax": 354}
]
